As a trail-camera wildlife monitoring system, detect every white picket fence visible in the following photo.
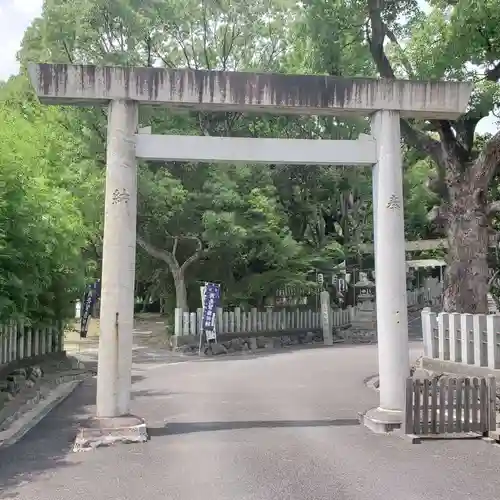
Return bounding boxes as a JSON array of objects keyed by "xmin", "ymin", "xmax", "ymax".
[
  {"xmin": 0, "ymin": 322, "xmax": 63, "ymax": 367},
  {"xmin": 174, "ymin": 286, "xmax": 438, "ymax": 337},
  {"xmin": 174, "ymin": 306, "xmax": 354, "ymax": 337},
  {"xmin": 422, "ymin": 309, "xmax": 500, "ymax": 370}
]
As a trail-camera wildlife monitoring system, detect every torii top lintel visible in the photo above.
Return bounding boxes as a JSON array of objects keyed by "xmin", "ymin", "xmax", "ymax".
[{"xmin": 28, "ymin": 63, "xmax": 472, "ymax": 120}]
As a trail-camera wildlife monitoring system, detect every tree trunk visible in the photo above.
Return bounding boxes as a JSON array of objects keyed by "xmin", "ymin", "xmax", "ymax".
[
  {"xmin": 136, "ymin": 235, "xmax": 203, "ymax": 315},
  {"xmin": 443, "ymin": 178, "xmax": 489, "ymax": 314},
  {"xmin": 173, "ymin": 270, "xmax": 188, "ymax": 312}
]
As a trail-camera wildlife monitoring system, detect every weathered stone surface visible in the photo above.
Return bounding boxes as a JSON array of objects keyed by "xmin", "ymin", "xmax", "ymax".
[
  {"xmin": 6, "ymin": 374, "xmax": 25, "ymax": 385},
  {"xmin": 223, "ymin": 338, "xmax": 246, "ymax": 353},
  {"xmin": 303, "ymin": 332, "xmax": 315, "ymax": 344},
  {"xmin": 229, "ymin": 338, "xmax": 244, "ymax": 351},
  {"xmin": 73, "ymin": 415, "xmax": 148, "ymax": 452},
  {"xmin": 26, "ymin": 366, "xmax": 44, "ymax": 382},
  {"xmin": 209, "ymin": 343, "xmax": 228, "ymax": 356},
  {"xmin": 28, "ymin": 64, "xmax": 472, "ymax": 120},
  {"xmin": 256, "ymin": 337, "xmax": 267, "ymax": 349},
  {"xmin": 6, "ymin": 380, "xmax": 21, "ymax": 396},
  {"xmin": 272, "ymin": 338, "xmax": 282, "ymax": 349},
  {"xmin": 176, "ymin": 329, "xmax": 342, "ymax": 356}
]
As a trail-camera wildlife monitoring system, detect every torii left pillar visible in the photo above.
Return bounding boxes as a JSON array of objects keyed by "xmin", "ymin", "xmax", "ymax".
[{"xmin": 74, "ymin": 99, "xmax": 148, "ymax": 451}]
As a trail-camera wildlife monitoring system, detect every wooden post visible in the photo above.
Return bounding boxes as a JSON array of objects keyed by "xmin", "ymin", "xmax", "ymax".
[
  {"xmin": 488, "ymin": 376, "xmax": 496, "ymax": 433},
  {"xmin": 9, "ymin": 321, "xmax": 16, "ymax": 362},
  {"xmin": 5, "ymin": 323, "xmax": 11, "ymax": 362},
  {"xmin": 448, "ymin": 312, "xmax": 461, "ymax": 362},
  {"xmin": 240, "ymin": 312, "xmax": 247, "ymax": 333},
  {"xmin": 182, "ymin": 312, "xmax": 190, "ymax": 336},
  {"xmin": 460, "ymin": 314, "xmax": 474, "ymax": 365},
  {"xmin": 421, "ymin": 309, "xmax": 438, "ymax": 358},
  {"xmin": 262, "ymin": 310, "xmax": 268, "ymax": 331},
  {"xmin": 189, "ymin": 313, "xmax": 197, "ymax": 336},
  {"xmin": 437, "ymin": 312, "xmax": 450, "ymax": 360},
  {"xmin": 18, "ymin": 321, "xmax": 24, "ymax": 360},
  {"xmin": 404, "ymin": 377, "xmax": 414, "ymax": 435},
  {"xmin": 480, "ymin": 377, "xmax": 488, "ymax": 432},
  {"xmin": 320, "ymin": 291, "xmax": 333, "ymax": 345},
  {"xmin": 473, "ymin": 314, "xmax": 487, "ymax": 367},
  {"xmin": 455, "ymin": 378, "xmax": 463, "ymax": 432},
  {"xmin": 234, "ymin": 307, "xmax": 241, "ymax": 333},
  {"xmin": 486, "ymin": 315, "xmax": 500, "ymax": 370},
  {"xmin": 471, "ymin": 377, "xmax": 479, "ymax": 432},
  {"xmin": 463, "ymin": 378, "xmax": 471, "ymax": 433},
  {"xmin": 216, "ymin": 307, "xmax": 223, "ymax": 336},
  {"xmin": 251, "ymin": 308, "xmax": 258, "ymax": 332},
  {"xmin": 196, "ymin": 308, "xmax": 203, "ymax": 336},
  {"xmin": 25, "ymin": 325, "xmax": 32, "ymax": 358},
  {"xmin": 413, "ymin": 379, "xmax": 421, "ymax": 434},
  {"xmin": 235, "ymin": 311, "xmax": 241, "ymax": 333},
  {"xmin": 58, "ymin": 321, "xmax": 64, "ymax": 353},
  {"xmin": 34, "ymin": 327, "xmax": 40, "ymax": 356},
  {"xmin": 348, "ymin": 306, "xmax": 354, "ymax": 324},
  {"xmin": 422, "ymin": 379, "xmax": 429, "ymax": 435},
  {"xmin": 0, "ymin": 324, "xmax": 4, "ymax": 364},
  {"xmin": 174, "ymin": 308, "xmax": 182, "ymax": 336}
]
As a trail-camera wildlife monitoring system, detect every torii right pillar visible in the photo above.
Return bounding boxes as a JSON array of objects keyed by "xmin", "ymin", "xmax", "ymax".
[{"xmin": 363, "ymin": 109, "xmax": 409, "ymax": 432}]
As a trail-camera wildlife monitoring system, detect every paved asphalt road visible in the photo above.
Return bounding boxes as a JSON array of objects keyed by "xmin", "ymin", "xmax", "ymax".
[{"xmin": 1, "ymin": 341, "xmax": 500, "ymax": 500}]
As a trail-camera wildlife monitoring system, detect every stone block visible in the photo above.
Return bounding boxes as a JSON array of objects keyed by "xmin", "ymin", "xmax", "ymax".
[
  {"xmin": 256, "ymin": 336, "xmax": 267, "ymax": 349},
  {"xmin": 73, "ymin": 415, "xmax": 148, "ymax": 452}
]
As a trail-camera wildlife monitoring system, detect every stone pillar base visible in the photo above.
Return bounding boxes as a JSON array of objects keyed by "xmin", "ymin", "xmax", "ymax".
[
  {"xmin": 73, "ymin": 415, "xmax": 148, "ymax": 452},
  {"xmin": 358, "ymin": 407, "xmax": 403, "ymax": 434}
]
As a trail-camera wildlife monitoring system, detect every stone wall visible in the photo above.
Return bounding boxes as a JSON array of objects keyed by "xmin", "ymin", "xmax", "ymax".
[{"xmin": 179, "ymin": 330, "xmax": 325, "ymax": 356}]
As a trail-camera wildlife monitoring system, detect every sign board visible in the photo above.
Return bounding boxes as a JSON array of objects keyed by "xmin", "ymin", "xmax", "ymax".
[
  {"xmin": 80, "ymin": 279, "xmax": 101, "ymax": 338},
  {"xmin": 317, "ymin": 273, "xmax": 324, "ymax": 285},
  {"xmin": 201, "ymin": 282, "xmax": 221, "ymax": 342}
]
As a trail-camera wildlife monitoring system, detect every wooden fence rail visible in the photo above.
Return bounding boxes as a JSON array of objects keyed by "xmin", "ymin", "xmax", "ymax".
[
  {"xmin": 0, "ymin": 322, "xmax": 63, "ymax": 368},
  {"xmin": 404, "ymin": 376, "xmax": 496, "ymax": 437}
]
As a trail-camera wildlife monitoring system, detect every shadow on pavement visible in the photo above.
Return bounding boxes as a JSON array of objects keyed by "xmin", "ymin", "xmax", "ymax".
[
  {"xmin": 0, "ymin": 371, "xmax": 164, "ymax": 499},
  {"xmin": 148, "ymin": 418, "xmax": 360, "ymax": 437},
  {"xmin": 132, "ymin": 389, "xmax": 178, "ymax": 398},
  {"xmin": 0, "ymin": 378, "xmax": 96, "ymax": 499}
]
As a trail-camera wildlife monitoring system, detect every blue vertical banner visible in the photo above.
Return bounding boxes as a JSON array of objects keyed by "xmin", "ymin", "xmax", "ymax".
[
  {"xmin": 201, "ymin": 282, "xmax": 221, "ymax": 341},
  {"xmin": 80, "ymin": 279, "xmax": 101, "ymax": 338}
]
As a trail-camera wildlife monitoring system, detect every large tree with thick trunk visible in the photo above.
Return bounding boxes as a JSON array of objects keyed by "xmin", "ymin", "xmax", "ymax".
[{"xmin": 305, "ymin": 0, "xmax": 500, "ymax": 313}]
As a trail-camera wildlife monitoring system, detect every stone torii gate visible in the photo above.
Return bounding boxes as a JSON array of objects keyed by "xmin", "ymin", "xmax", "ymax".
[{"xmin": 28, "ymin": 64, "xmax": 471, "ymax": 445}]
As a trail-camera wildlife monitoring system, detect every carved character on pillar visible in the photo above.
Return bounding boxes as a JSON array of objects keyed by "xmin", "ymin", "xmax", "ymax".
[
  {"xmin": 386, "ymin": 194, "xmax": 401, "ymax": 210},
  {"xmin": 112, "ymin": 188, "xmax": 131, "ymax": 205}
]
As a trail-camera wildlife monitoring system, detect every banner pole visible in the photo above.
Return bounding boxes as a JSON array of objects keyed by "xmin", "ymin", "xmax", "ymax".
[{"xmin": 198, "ymin": 284, "xmax": 206, "ymax": 356}]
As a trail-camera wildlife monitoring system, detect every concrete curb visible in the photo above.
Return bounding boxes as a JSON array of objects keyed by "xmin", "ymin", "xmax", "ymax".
[
  {"xmin": 421, "ymin": 357, "xmax": 500, "ymax": 378},
  {"xmin": 0, "ymin": 379, "xmax": 85, "ymax": 449}
]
